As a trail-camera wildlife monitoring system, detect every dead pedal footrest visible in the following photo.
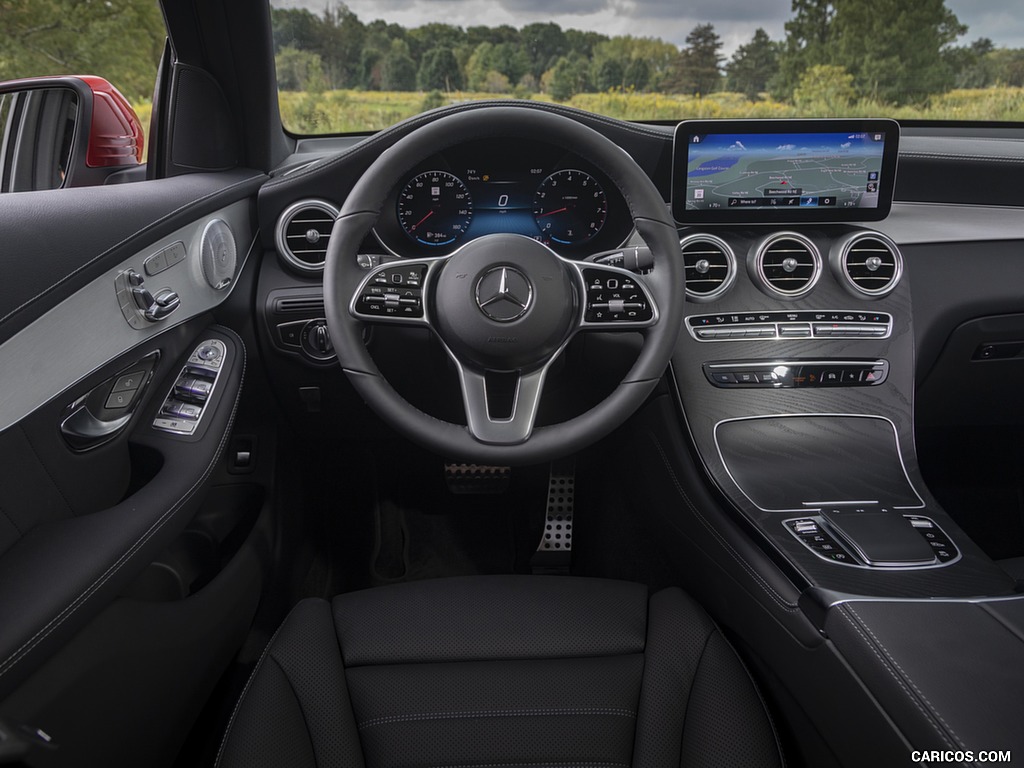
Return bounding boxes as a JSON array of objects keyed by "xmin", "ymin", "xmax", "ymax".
[
  {"xmin": 532, "ymin": 462, "xmax": 575, "ymax": 574},
  {"xmin": 444, "ymin": 463, "xmax": 511, "ymax": 494}
]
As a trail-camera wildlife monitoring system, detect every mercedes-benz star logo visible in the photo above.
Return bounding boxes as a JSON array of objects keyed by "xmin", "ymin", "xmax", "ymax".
[{"xmin": 475, "ymin": 267, "xmax": 533, "ymax": 322}]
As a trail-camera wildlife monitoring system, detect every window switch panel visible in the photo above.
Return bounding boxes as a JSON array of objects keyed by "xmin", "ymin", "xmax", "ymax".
[{"xmin": 153, "ymin": 339, "xmax": 226, "ymax": 436}]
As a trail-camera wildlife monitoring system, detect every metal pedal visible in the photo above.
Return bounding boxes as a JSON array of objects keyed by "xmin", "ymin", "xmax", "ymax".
[
  {"xmin": 444, "ymin": 463, "xmax": 511, "ymax": 494},
  {"xmin": 532, "ymin": 462, "xmax": 575, "ymax": 574}
]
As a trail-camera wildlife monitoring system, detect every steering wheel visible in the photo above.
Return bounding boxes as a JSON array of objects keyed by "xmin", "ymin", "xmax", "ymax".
[{"xmin": 324, "ymin": 106, "xmax": 684, "ymax": 464}]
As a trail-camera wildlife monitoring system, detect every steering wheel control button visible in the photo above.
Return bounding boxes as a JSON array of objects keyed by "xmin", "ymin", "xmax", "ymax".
[
  {"xmin": 687, "ymin": 310, "xmax": 891, "ymax": 342},
  {"xmin": 475, "ymin": 267, "xmax": 533, "ymax": 322},
  {"xmin": 357, "ymin": 264, "xmax": 427, "ymax": 319},
  {"xmin": 704, "ymin": 359, "xmax": 888, "ymax": 389},
  {"xmin": 582, "ymin": 267, "xmax": 653, "ymax": 324}
]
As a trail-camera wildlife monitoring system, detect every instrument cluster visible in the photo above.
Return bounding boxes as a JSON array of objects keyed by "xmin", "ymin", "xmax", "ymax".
[{"xmin": 373, "ymin": 138, "xmax": 634, "ymax": 258}]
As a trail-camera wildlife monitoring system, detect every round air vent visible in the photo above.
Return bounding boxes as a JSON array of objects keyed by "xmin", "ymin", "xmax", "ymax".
[
  {"xmin": 831, "ymin": 231, "xmax": 903, "ymax": 298},
  {"xmin": 749, "ymin": 233, "xmax": 822, "ymax": 299},
  {"xmin": 680, "ymin": 234, "xmax": 736, "ymax": 302},
  {"xmin": 275, "ymin": 199, "xmax": 340, "ymax": 273}
]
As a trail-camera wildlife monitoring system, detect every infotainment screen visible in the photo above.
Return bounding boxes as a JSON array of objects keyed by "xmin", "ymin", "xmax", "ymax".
[{"xmin": 672, "ymin": 119, "xmax": 899, "ymax": 224}]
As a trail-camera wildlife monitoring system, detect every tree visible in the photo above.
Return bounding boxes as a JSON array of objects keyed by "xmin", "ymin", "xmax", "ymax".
[
  {"xmin": 276, "ymin": 46, "xmax": 326, "ymax": 91},
  {"xmin": 417, "ymin": 47, "xmax": 463, "ymax": 91},
  {"xmin": 0, "ymin": 0, "xmax": 166, "ymax": 100},
  {"xmin": 317, "ymin": 4, "xmax": 366, "ymax": 89},
  {"xmin": 271, "ymin": 8, "xmax": 323, "ymax": 54},
  {"xmin": 380, "ymin": 40, "xmax": 416, "ymax": 91},
  {"xmin": 832, "ymin": 0, "xmax": 965, "ymax": 104},
  {"xmin": 547, "ymin": 53, "xmax": 591, "ymax": 100},
  {"xmin": 793, "ymin": 64, "xmax": 855, "ymax": 113},
  {"xmin": 520, "ymin": 22, "xmax": 567, "ymax": 79},
  {"xmin": 407, "ymin": 23, "xmax": 466, "ymax": 62},
  {"xmin": 726, "ymin": 29, "xmax": 780, "ymax": 100},
  {"xmin": 623, "ymin": 58, "xmax": 651, "ymax": 90},
  {"xmin": 666, "ymin": 24, "xmax": 723, "ymax": 95},
  {"xmin": 593, "ymin": 58, "xmax": 624, "ymax": 91},
  {"xmin": 987, "ymin": 48, "xmax": 1024, "ymax": 87},
  {"xmin": 945, "ymin": 38, "xmax": 996, "ymax": 89},
  {"xmin": 772, "ymin": 0, "xmax": 836, "ymax": 100}
]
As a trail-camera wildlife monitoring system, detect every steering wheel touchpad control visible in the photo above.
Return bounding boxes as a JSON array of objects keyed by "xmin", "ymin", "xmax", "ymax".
[
  {"xmin": 582, "ymin": 267, "xmax": 653, "ymax": 324},
  {"xmin": 356, "ymin": 264, "xmax": 427, "ymax": 319},
  {"xmin": 153, "ymin": 340, "xmax": 226, "ymax": 435}
]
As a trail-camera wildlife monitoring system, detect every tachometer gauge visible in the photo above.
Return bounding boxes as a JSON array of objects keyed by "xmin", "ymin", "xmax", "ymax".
[
  {"xmin": 397, "ymin": 171, "xmax": 473, "ymax": 246},
  {"xmin": 533, "ymin": 169, "xmax": 607, "ymax": 245}
]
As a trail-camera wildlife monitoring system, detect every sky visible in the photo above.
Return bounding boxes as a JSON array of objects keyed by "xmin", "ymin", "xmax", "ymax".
[{"xmin": 271, "ymin": 0, "xmax": 1024, "ymax": 57}]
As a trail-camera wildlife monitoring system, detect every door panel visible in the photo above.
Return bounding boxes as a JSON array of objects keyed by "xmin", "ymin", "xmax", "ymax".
[
  {"xmin": 0, "ymin": 172, "xmax": 268, "ymax": 762},
  {"xmin": 0, "ymin": 169, "xmax": 263, "ymax": 345}
]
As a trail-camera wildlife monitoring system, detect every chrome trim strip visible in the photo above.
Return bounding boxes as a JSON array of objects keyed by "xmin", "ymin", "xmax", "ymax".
[{"xmin": 0, "ymin": 201, "xmax": 253, "ymax": 436}]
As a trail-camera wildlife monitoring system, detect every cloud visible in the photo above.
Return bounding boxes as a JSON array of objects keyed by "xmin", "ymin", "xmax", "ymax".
[
  {"xmin": 499, "ymin": 0, "xmax": 613, "ymax": 15},
  {"xmin": 625, "ymin": 0, "xmax": 789, "ymax": 23},
  {"xmin": 272, "ymin": 0, "xmax": 1024, "ymax": 53}
]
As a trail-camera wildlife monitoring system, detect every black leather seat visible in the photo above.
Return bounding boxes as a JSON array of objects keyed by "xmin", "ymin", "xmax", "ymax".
[{"xmin": 217, "ymin": 575, "xmax": 783, "ymax": 768}]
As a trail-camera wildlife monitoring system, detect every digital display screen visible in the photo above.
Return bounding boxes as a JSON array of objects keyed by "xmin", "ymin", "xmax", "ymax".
[{"xmin": 672, "ymin": 119, "xmax": 899, "ymax": 224}]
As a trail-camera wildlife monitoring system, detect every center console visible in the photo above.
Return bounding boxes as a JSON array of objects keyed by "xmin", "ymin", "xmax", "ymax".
[{"xmin": 664, "ymin": 119, "xmax": 1022, "ymax": 762}]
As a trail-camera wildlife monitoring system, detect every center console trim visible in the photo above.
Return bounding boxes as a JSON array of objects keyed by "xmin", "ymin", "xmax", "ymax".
[
  {"xmin": 712, "ymin": 413, "xmax": 927, "ymax": 513},
  {"xmin": 783, "ymin": 514, "xmax": 962, "ymax": 570}
]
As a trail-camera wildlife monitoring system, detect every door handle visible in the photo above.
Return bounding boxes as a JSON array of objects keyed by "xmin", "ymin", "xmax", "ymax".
[{"xmin": 60, "ymin": 403, "xmax": 132, "ymax": 451}]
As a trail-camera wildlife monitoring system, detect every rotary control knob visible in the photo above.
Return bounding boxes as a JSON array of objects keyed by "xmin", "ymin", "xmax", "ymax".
[{"xmin": 300, "ymin": 319, "xmax": 335, "ymax": 361}]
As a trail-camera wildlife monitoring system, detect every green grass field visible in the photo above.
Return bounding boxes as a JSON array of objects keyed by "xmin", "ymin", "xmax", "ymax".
[{"xmin": 275, "ymin": 87, "xmax": 1024, "ymax": 135}]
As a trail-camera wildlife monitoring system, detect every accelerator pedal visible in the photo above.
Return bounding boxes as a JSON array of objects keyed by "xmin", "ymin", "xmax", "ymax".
[
  {"xmin": 532, "ymin": 462, "xmax": 575, "ymax": 575},
  {"xmin": 444, "ymin": 463, "xmax": 511, "ymax": 494}
]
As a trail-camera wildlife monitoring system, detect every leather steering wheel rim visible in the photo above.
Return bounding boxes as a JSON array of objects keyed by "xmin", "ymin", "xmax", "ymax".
[{"xmin": 324, "ymin": 106, "xmax": 684, "ymax": 464}]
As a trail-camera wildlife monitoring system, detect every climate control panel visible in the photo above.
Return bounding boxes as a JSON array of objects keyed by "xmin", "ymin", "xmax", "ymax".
[
  {"xmin": 703, "ymin": 359, "xmax": 888, "ymax": 388},
  {"xmin": 687, "ymin": 310, "xmax": 891, "ymax": 342}
]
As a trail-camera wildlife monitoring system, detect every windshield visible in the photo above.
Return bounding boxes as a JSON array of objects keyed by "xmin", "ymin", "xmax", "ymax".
[{"xmin": 270, "ymin": 0, "xmax": 1024, "ymax": 134}]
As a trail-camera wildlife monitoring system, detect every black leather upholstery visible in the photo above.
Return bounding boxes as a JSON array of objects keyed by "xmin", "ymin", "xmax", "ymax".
[{"xmin": 218, "ymin": 575, "xmax": 782, "ymax": 768}]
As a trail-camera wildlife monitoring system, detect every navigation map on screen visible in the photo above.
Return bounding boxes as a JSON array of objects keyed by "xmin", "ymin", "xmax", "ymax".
[{"xmin": 683, "ymin": 131, "xmax": 887, "ymax": 213}]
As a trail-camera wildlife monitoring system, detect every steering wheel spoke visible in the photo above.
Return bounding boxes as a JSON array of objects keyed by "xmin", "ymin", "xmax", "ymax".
[
  {"xmin": 569, "ymin": 261, "xmax": 659, "ymax": 330},
  {"xmin": 455, "ymin": 364, "xmax": 548, "ymax": 445},
  {"xmin": 349, "ymin": 257, "xmax": 445, "ymax": 327}
]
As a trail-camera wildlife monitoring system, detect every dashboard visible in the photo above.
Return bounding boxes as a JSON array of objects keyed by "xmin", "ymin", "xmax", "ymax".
[
  {"xmin": 371, "ymin": 138, "xmax": 634, "ymax": 258},
  {"xmin": 258, "ymin": 103, "xmax": 1024, "ymax": 589}
]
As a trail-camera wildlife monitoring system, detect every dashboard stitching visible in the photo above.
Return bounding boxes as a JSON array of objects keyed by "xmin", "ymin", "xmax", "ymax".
[
  {"xmin": 265, "ymin": 102, "xmax": 668, "ymax": 191},
  {"xmin": 901, "ymin": 152, "xmax": 1024, "ymax": 163},
  {"xmin": 647, "ymin": 431, "xmax": 798, "ymax": 612},
  {"xmin": 0, "ymin": 326, "xmax": 246, "ymax": 683},
  {"xmin": 837, "ymin": 604, "xmax": 962, "ymax": 750},
  {"xmin": 0, "ymin": 175, "xmax": 263, "ymax": 333}
]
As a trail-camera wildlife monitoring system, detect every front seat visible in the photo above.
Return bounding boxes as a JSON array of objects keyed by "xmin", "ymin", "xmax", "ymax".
[{"xmin": 217, "ymin": 575, "xmax": 783, "ymax": 767}]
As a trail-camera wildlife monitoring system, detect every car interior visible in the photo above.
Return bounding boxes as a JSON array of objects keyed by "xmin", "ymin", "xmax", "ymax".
[{"xmin": 1, "ymin": 1, "xmax": 1023, "ymax": 767}]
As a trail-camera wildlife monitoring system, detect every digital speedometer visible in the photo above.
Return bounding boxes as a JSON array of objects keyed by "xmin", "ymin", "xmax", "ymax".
[
  {"xmin": 398, "ymin": 171, "xmax": 474, "ymax": 246},
  {"xmin": 533, "ymin": 169, "xmax": 607, "ymax": 245}
]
